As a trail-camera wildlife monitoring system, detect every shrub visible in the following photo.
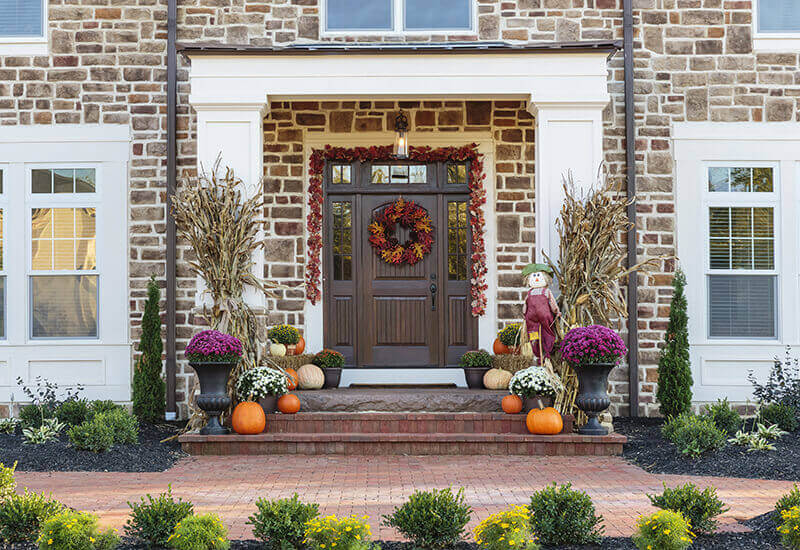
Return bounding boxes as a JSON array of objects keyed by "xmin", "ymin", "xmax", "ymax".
[
  {"xmin": 168, "ymin": 514, "xmax": 229, "ymax": 550},
  {"xmin": 133, "ymin": 275, "xmax": 167, "ymax": 423},
  {"xmin": 0, "ymin": 490, "xmax": 63, "ymax": 542},
  {"xmin": 748, "ymin": 346, "xmax": 800, "ymax": 412},
  {"xmin": 528, "ymin": 483, "xmax": 604, "ymax": 545},
  {"xmin": 459, "ymin": 350, "xmax": 493, "ymax": 369},
  {"xmin": 125, "ymin": 485, "xmax": 193, "ymax": 547},
  {"xmin": 498, "ymin": 324, "xmax": 522, "ymax": 347},
  {"xmin": 99, "ymin": 408, "xmax": 139, "ymax": 444},
  {"xmin": 656, "ymin": 269, "xmax": 693, "ymax": 418},
  {"xmin": 247, "ymin": 493, "xmax": 318, "ymax": 550},
  {"xmin": 662, "ymin": 413, "xmax": 725, "ymax": 458},
  {"xmin": 0, "ymin": 462, "xmax": 16, "ymax": 500},
  {"xmin": 382, "ymin": 488, "xmax": 471, "ymax": 550},
  {"xmin": 775, "ymin": 485, "xmax": 800, "ymax": 524},
  {"xmin": 38, "ymin": 510, "xmax": 119, "ymax": 550},
  {"xmin": 0, "ymin": 418, "xmax": 18, "ymax": 435},
  {"xmin": 778, "ymin": 506, "xmax": 800, "ymax": 550},
  {"xmin": 19, "ymin": 403, "xmax": 55, "ymax": 430},
  {"xmin": 632, "ymin": 510, "xmax": 694, "ymax": 550},
  {"xmin": 759, "ymin": 402, "xmax": 799, "ymax": 433},
  {"xmin": 68, "ymin": 417, "xmax": 115, "ymax": 453},
  {"xmin": 702, "ymin": 398, "xmax": 742, "ymax": 435},
  {"xmin": 16, "ymin": 376, "xmax": 83, "ymax": 429},
  {"xmin": 268, "ymin": 325, "xmax": 300, "ymax": 346},
  {"xmin": 55, "ymin": 399, "xmax": 90, "ymax": 427},
  {"xmin": 89, "ymin": 400, "xmax": 124, "ymax": 418},
  {"xmin": 473, "ymin": 506, "xmax": 539, "ymax": 550},
  {"xmin": 22, "ymin": 418, "xmax": 65, "ymax": 445},
  {"xmin": 312, "ymin": 350, "xmax": 345, "ymax": 370},
  {"xmin": 647, "ymin": 483, "xmax": 728, "ymax": 534},
  {"xmin": 303, "ymin": 515, "xmax": 372, "ymax": 550}
]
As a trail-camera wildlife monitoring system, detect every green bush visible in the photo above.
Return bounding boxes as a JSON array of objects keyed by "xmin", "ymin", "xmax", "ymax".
[
  {"xmin": 22, "ymin": 418, "xmax": 65, "ymax": 445},
  {"xmin": 662, "ymin": 413, "xmax": 726, "ymax": 458},
  {"xmin": 459, "ymin": 350, "xmax": 493, "ymax": 368},
  {"xmin": 304, "ymin": 515, "xmax": 372, "ymax": 550},
  {"xmin": 89, "ymin": 400, "xmax": 124, "ymax": 418},
  {"xmin": 759, "ymin": 402, "xmax": 799, "ymax": 433},
  {"xmin": 632, "ymin": 510, "xmax": 694, "ymax": 550},
  {"xmin": 19, "ymin": 404, "xmax": 55, "ymax": 430},
  {"xmin": 702, "ymin": 398, "xmax": 742, "ymax": 435},
  {"xmin": 247, "ymin": 493, "xmax": 318, "ymax": 549},
  {"xmin": 168, "ymin": 514, "xmax": 229, "ymax": 550},
  {"xmin": 68, "ymin": 417, "xmax": 115, "ymax": 452},
  {"xmin": 778, "ymin": 506, "xmax": 800, "ymax": 550},
  {"xmin": 38, "ymin": 510, "xmax": 119, "ymax": 550},
  {"xmin": 776, "ymin": 485, "xmax": 800, "ymax": 524},
  {"xmin": 0, "ymin": 462, "xmax": 16, "ymax": 500},
  {"xmin": 656, "ymin": 269, "xmax": 693, "ymax": 418},
  {"xmin": 133, "ymin": 275, "xmax": 167, "ymax": 423},
  {"xmin": 647, "ymin": 482, "xmax": 728, "ymax": 534},
  {"xmin": 473, "ymin": 506, "xmax": 539, "ymax": 550},
  {"xmin": 382, "ymin": 488, "xmax": 471, "ymax": 550},
  {"xmin": 55, "ymin": 399, "xmax": 90, "ymax": 427},
  {"xmin": 312, "ymin": 350, "xmax": 345, "ymax": 369},
  {"xmin": 124, "ymin": 485, "xmax": 193, "ymax": 548},
  {"xmin": 0, "ymin": 490, "xmax": 63, "ymax": 542},
  {"xmin": 98, "ymin": 408, "xmax": 138, "ymax": 444},
  {"xmin": 528, "ymin": 483, "xmax": 604, "ymax": 545},
  {"xmin": 0, "ymin": 418, "xmax": 18, "ymax": 435}
]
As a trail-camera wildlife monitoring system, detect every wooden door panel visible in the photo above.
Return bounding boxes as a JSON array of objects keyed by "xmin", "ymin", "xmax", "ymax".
[
  {"xmin": 447, "ymin": 296, "xmax": 468, "ymax": 347},
  {"xmin": 331, "ymin": 297, "xmax": 354, "ymax": 347},
  {"xmin": 375, "ymin": 297, "xmax": 428, "ymax": 345}
]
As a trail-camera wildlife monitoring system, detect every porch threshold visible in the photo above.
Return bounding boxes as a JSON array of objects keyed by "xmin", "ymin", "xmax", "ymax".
[{"xmin": 339, "ymin": 368, "xmax": 467, "ymax": 389}]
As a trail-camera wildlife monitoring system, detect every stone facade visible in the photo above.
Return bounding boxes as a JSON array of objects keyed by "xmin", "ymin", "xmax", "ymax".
[{"xmin": 1, "ymin": 0, "xmax": 798, "ymax": 417}]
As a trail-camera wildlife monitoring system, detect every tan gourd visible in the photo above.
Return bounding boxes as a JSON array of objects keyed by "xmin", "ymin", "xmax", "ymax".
[
  {"xmin": 270, "ymin": 343, "xmax": 287, "ymax": 357},
  {"xmin": 483, "ymin": 368, "xmax": 512, "ymax": 390},
  {"xmin": 297, "ymin": 364, "xmax": 325, "ymax": 390}
]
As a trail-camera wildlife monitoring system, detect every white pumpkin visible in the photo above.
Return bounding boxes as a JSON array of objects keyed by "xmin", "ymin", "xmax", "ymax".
[
  {"xmin": 270, "ymin": 343, "xmax": 287, "ymax": 357},
  {"xmin": 297, "ymin": 364, "xmax": 325, "ymax": 389},
  {"xmin": 483, "ymin": 368, "xmax": 512, "ymax": 390}
]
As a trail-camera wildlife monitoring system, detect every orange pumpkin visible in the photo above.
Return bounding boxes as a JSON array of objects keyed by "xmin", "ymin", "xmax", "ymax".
[
  {"xmin": 232, "ymin": 401, "xmax": 266, "ymax": 435},
  {"xmin": 493, "ymin": 338, "xmax": 509, "ymax": 355},
  {"xmin": 526, "ymin": 407, "xmax": 563, "ymax": 435},
  {"xmin": 277, "ymin": 394, "xmax": 301, "ymax": 414},
  {"xmin": 285, "ymin": 368, "xmax": 299, "ymax": 391},
  {"xmin": 501, "ymin": 395, "xmax": 523, "ymax": 414},
  {"xmin": 295, "ymin": 336, "xmax": 306, "ymax": 355}
]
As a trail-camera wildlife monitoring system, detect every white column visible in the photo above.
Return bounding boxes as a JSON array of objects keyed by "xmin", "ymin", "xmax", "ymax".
[
  {"xmin": 193, "ymin": 103, "xmax": 268, "ymax": 309},
  {"xmin": 531, "ymin": 103, "xmax": 606, "ymax": 264}
]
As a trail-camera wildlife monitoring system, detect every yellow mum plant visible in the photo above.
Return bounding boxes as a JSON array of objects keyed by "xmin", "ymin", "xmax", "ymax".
[
  {"xmin": 778, "ymin": 505, "xmax": 800, "ymax": 549},
  {"xmin": 631, "ymin": 509, "xmax": 694, "ymax": 550},
  {"xmin": 473, "ymin": 506, "xmax": 539, "ymax": 550},
  {"xmin": 304, "ymin": 515, "xmax": 373, "ymax": 550}
]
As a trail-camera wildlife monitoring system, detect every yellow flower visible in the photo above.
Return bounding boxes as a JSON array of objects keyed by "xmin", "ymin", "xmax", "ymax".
[
  {"xmin": 48, "ymin": 540, "xmax": 53, "ymax": 545},
  {"xmin": 663, "ymin": 529, "xmax": 670, "ymax": 535},
  {"xmin": 90, "ymin": 537, "xmax": 95, "ymax": 543}
]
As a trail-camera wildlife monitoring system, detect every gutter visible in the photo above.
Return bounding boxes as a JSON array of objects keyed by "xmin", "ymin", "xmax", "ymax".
[
  {"xmin": 165, "ymin": 0, "xmax": 177, "ymax": 420},
  {"xmin": 623, "ymin": 0, "xmax": 640, "ymax": 417}
]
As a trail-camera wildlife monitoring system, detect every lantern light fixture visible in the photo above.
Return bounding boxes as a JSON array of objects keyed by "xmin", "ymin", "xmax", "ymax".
[{"xmin": 393, "ymin": 110, "xmax": 409, "ymax": 159}]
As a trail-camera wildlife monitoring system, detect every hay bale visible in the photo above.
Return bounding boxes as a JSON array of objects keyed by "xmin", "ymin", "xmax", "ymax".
[
  {"xmin": 492, "ymin": 354, "xmax": 534, "ymax": 374},
  {"xmin": 262, "ymin": 354, "xmax": 316, "ymax": 371}
]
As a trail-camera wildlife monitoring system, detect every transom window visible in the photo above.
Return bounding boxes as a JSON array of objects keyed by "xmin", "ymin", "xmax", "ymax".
[
  {"xmin": 324, "ymin": 0, "xmax": 473, "ymax": 33},
  {"xmin": 705, "ymin": 165, "xmax": 777, "ymax": 339},
  {"xmin": 0, "ymin": 0, "xmax": 46, "ymax": 39},
  {"xmin": 757, "ymin": 0, "xmax": 800, "ymax": 33}
]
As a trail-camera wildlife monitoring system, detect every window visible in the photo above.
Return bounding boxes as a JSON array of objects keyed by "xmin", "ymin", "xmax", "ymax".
[
  {"xmin": 29, "ymin": 168, "xmax": 98, "ymax": 339},
  {"xmin": 0, "ymin": 0, "xmax": 47, "ymax": 55},
  {"xmin": 757, "ymin": 0, "xmax": 800, "ymax": 33},
  {"xmin": 447, "ymin": 201, "xmax": 467, "ymax": 281},
  {"xmin": 0, "ymin": 169, "xmax": 4, "ymax": 339},
  {"xmin": 705, "ymin": 165, "xmax": 777, "ymax": 339},
  {"xmin": 324, "ymin": 0, "xmax": 473, "ymax": 33},
  {"xmin": 331, "ymin": 202, "xmax": 352, "ymax": 281},
  {"xmin": 370, "ymin": 164, "xmax": 426, "ymax": 184}
]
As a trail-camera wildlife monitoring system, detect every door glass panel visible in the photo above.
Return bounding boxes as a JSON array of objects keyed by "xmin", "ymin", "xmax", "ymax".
[
  {"xmin": 332, "ymin": 202, "xmax": 352, "ymax": 280},
  {"xmin": 447, "ymin": 163, "xmax": 468, "ymax": 185},
  {"xmin": 371, "ymin": 165, "xmax": 389, "ymax": 184},
  {"xmin": 447, "ymin": 201, "xmax": 467, "ymax": 280},
  {"xmin": 332, "ymin": 165, "xmax": 351, "ymax": 184},
  {"xmin": 410, "ymin": 165, "xmax": 427, "ymax": 183}
]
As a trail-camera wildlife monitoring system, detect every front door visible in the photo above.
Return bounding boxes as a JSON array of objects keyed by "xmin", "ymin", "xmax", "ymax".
[{"xmin": 322, "ymin": 160, "xmax": 477, "ymax": 367}]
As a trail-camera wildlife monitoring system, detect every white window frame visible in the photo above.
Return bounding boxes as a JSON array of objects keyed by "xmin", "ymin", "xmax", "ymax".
[
  {"xmin": 0, "ymin": 164, "xmax": 7, "ymax": 340},
  {"xmin": 320, "ymin": 0, "xmax": 476, "ymax": 36},
  {"xmin": 752, "ymin": 0, "xmax": 800, "ymax": 51},
  {"xmin": 0, "ymin": 0, "xmax": 48, "ymax": 56},
  {"xmin": 26, "ymin": 164, "xmax": 102, "ymax": 341},
  {"xmin": 702, "ymin": 161, "xmax": 781, "ymax": 342}
]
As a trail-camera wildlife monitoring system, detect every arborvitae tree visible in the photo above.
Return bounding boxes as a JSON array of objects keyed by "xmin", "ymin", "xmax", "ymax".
[
  {"xmin": 132, "ymin": 275, "xmax": 166, "ymax": 422},
  {"xmin": 656, "ymin": 268, "xmax": 693, "ymax": 417}
]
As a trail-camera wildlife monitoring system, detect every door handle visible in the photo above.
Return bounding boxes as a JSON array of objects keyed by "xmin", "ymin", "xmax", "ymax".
[{"xmin": 430, "ymin": 283, "xmax": 437, "ymax": 311}]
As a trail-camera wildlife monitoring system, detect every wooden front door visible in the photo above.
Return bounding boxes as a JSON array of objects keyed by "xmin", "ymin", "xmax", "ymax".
[{"xmin": 323, "ymin": 160, "xmax": 477, "ymax": 367}]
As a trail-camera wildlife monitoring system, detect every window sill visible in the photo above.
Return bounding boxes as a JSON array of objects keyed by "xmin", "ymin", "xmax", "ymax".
[
  {"xmin": 0, "ymin": 39, "xmax": 48, "ymax": 55},
  {"xmin": 753, "ymin": 36, "xmax": 800, "ymax": 52}
]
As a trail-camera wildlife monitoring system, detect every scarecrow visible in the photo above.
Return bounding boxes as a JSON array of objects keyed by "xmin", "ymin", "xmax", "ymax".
[{"xmin": 521, "ymin": 263, "xmax": 561, "ymax": 364}]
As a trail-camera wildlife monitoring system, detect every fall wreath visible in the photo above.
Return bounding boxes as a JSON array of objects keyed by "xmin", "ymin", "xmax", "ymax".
[{"xmin": 368, "ymin": 198, "xmax": 433, "ymax": 265}]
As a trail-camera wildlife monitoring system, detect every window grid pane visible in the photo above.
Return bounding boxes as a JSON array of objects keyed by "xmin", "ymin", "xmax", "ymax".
[
  {"xmin": 332, "ymin": 202, "xmax": 352, "ymax": 281},
  {"xmin": 708, "ymin": 206, "xmax": 774, "ymax": 270},
  {"xmin": 708, "ymin": 166, "xmax": 773, "ymax": 193},
  {"xmin": 708, "ymin": 275, "xmax": 776, "ymax": 338},
  {"xmin": 447, "ymin": 201, "xmax": 467, "ymax": 280},
  {"xmin": 31, "ymin": 208, "xmax": 97, "ymax": 271},
  {"xmin": 31, "ymin": 275, "xmax": 98, "ymax": 338},
  {"xmin": 31, "ymin": 169, "xmax": 96, "ymax": 194},
  {"xmin": 446, "ymin": 162, "xmax": 469, "ymax": 185}
]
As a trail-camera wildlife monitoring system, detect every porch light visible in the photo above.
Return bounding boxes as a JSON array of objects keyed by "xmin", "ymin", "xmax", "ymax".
[{"xmin": 393, "ymin": 110, "xmax": 409, "ymax": 159}]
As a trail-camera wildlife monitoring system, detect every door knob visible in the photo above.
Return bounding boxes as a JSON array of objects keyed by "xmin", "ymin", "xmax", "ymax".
[{"xmin": 430, "ymin": 282, "xmax": 437, "ymax": 311}]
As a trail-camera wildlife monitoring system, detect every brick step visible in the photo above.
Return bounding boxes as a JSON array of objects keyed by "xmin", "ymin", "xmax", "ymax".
[
  {"xmin": 179, "ymin": 431, "xmax": 626, "ymax": 456},
  {"xmin": 264, "ymin": 412, "xmax": 574, "ymax": 435}
]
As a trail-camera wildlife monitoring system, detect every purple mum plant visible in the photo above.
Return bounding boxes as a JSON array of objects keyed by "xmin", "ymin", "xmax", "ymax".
[
  {"xmin": 559, "ymin": 325, "xmax": 627, "ymax": 367},
  {"xmin": 185, "ymin": 329, "xmax": 243, "ymax": 363}
]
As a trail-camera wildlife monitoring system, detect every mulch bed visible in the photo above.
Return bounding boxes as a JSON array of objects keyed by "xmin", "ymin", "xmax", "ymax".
[
  {"xmin": 615, "ymin": 416, "xmax": 800, "ymax": 481},
  {"xmin": 0, "ymin": 422, "xmax": 186, "ymax": 472}
]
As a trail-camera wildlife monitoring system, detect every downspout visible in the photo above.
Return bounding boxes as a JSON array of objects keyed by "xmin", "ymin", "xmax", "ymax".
[
  {"xmin": 165, "ymin": 0, "xmax": 177, "ymax": 420},
  {"xmin": 623, "ymin": 0, "xmax": 640, "ymax": 417}
]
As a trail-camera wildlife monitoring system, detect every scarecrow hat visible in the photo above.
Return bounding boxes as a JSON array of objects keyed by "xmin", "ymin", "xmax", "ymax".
[{"xmin": 522, "ymin": 263, "xmax": 553, "ymax": 277}]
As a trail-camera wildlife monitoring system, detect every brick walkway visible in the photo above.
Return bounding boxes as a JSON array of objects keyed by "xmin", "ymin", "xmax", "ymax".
[{"xmin": 15, "ymin": 456, "xmax": 797, "ymax": 540}]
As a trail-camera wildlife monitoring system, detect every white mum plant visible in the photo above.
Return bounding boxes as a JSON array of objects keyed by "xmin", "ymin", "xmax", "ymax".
[
  {"xmin": 508, "ymin": 366, "xmax": 556, "ymax": 399},
  {"xmin": 236, "ymin": 367, "xmax": 288, "ymax": 400}
]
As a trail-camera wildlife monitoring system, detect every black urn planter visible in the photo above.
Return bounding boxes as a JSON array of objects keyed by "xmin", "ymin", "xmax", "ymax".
[
  {"xmin": 463, "ymin": 367, "xmax": 490, "ymax": 389},
  {"xmin": 189, "ymin": 361, "xmax": 236, "ymax": 435},
  {"xmin": 575, "ymin": 362, "xmax": 615, "ymax": 436},
  {"xmin": 323, "ymin": 367, "xmax": 342, "ymax": 389},
  {"xmin": 522, "ymin": 394, "xmax": 554, "ymax": 413}
]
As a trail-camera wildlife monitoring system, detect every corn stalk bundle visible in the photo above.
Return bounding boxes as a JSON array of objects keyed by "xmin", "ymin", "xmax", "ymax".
[
  {"xmin": 544, "ymin": 172, "xmax": 663, "ymax": 420},
  {"xmin": 172, "ymin": 160, "xmax": 281, "ymax": 432}
]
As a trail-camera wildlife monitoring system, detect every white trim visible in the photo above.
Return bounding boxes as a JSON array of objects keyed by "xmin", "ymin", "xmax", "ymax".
[
  {"xmin": 752, "ymin": 0, "xmax": 800, "ymax": 51},
  {"xmin": 0, "ymin": 0, "xmax": 48, "ymax": 55},
  {"xmin": 303, "ymin": 132, "xmax": 497, "ymax": 355},
  {"xmin": 340, "ymin": 368, "xmax": 467, "ymax": 388}
]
